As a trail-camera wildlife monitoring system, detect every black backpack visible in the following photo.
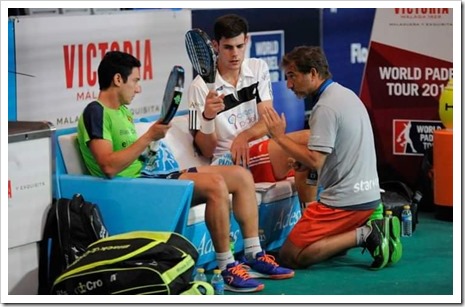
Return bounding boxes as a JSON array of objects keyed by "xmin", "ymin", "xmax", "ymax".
[{"xmin": 38, "ymin": 194, "xmax": 108, "ymax": 294}]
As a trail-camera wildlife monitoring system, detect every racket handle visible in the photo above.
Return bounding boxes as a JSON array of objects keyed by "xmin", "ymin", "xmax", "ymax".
[
  {"xmin": 206, "ymin": 82, "xmax": 216, "ymax": 92},
  {"xmin": 149, "ymin": 140, "xmax": 161, "ymax": 152}
]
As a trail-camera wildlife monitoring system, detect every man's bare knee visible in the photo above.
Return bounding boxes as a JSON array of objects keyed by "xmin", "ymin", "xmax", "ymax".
[{"xmin": 279, "ymin": 242, "xmax": 302, "ymax": 269}]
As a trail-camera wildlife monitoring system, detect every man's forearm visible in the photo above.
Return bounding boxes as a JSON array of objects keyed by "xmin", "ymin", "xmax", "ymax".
[
  {"xmin": 92, "ymin": 133, "xmax": 153, "ymax": 178},
  {"xmin": 273, "ymin": 134, "xmax": 320, "ymax": 170},
  {"xmin": 194, "ymin": 131, "xmax": 217, "ymax": 158},
  {"xmin": 240, "ymin": 120, "xmax": 269, "ymax": 142}
]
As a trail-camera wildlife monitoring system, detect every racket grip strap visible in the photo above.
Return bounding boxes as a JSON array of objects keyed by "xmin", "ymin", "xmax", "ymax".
[{"xmin": 200, "ymin": 115, "xmax": 215, "ymax": 134}]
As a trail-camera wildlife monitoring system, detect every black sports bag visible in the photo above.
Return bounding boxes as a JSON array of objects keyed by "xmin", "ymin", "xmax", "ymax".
[{"xmin": 51, "ymin": 231, "xmax": 202, "ymax": 295}]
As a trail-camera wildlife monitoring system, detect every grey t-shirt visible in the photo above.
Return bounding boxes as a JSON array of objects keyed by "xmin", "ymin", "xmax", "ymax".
[{"xmin": 308, "ymin": 82, "xmax": 380, "ymax": 209}]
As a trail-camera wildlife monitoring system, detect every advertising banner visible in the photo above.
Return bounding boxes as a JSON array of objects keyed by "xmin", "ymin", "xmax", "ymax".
[
  {"xmin": 393, "ymin": 119, "xmax": 443, "ymax": 156},
  {"xmin": 14, "ymin": 9, "xmax": 192, "ymax": 129},
  {"xmin": 246, "ymin": 30, "xmax": 285, "ymax": 82},
  {"xmin": 359, "ymin": 8, "xmax": 452, "ymax": 185}
]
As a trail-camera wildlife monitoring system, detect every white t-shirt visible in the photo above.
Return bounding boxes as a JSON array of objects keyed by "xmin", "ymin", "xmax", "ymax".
[{"xmin": 187, "ymin": 58, "xmax": 273, "ymax": 162}]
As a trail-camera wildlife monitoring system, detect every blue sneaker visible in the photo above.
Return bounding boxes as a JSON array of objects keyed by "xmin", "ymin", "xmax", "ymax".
[
  {"xmin": 222, "ymin": 261, "xmax": 265, "ymax": 293},
  {"xmin": 242, "ymin": 251, "xmax": 295, "ymax": 279}
]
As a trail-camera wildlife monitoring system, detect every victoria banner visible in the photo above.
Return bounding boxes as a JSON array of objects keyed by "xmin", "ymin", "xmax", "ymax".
[
  {"xmin": 359, "ymin": 8, "xmax": 452, "ymax": 186},
  {"xmin": 13, "ymin": 9, "xmax": 192, "ymax": 129}
]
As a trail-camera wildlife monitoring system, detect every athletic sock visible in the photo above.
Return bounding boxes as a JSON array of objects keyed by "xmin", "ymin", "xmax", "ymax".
[
  {"xmin": 356, "ymin": 225, "xmax": 372, "ymax": 246},
  {"xmin": 216, "ymin": 251, "xmax": 235, "ymax": 271},
  {"xmin": 244, "ymin": 237, "xmax": 262, "ymax": 261}
]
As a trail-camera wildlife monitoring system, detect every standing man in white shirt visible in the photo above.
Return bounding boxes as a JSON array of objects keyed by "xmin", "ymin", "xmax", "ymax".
[{"xmin": 188, "ymin": 13, "xmax": 316, "ymax": 205}]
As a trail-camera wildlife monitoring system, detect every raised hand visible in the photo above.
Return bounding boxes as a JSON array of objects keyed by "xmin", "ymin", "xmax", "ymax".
[
  {"xmin": 263, "ymin": 106, "xmax": 287, "ymax": 139},
  {"xmin": 203, "ymin": 90, "xmax": 225, "ymax": 120}
]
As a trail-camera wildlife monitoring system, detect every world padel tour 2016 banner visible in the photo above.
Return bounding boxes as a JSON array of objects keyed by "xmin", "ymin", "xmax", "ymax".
[{"xmin": 360, "ymin": 8, "xmax": 452, "ymax": 185}]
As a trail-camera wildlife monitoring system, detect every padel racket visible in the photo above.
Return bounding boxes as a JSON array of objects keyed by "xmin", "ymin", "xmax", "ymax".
[
  {"xmin": 160, "ymin": 65, "xmax": 185, "ymax": 124},
  {"xmin": 185, "ymin": 28, "xmax": 217, "ymax": 90}
]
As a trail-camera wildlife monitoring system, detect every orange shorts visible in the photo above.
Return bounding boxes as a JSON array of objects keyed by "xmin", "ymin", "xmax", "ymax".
[
  {"xmin": 248, "ymin": 139, "xmax": 294, "ymax": 182},
  {"xmin": 288, "ymin": 201, "xmax": 374, "ymax": 248}
]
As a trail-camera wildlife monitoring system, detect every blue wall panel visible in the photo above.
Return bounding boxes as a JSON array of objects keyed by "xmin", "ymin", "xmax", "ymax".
[
  {"xmin": 322, "ymin": 8, "xmax": 376, "ymax": 95},
  {"xmin": 192, "ymin": 8, "xmax": 320, "ymax": 54},
  {"xmin": 8, "ymin": 18, "xmax": 17, "ymax": 121}
]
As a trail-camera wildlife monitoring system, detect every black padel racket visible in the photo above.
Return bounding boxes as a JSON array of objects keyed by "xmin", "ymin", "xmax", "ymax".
[
  {"xmin": 185, "ymin": 28, "xmax": 217, "ymax": 90},
  {"xmin": 160, "ymin": 65, "xmax": 185, "ymax": 124}
]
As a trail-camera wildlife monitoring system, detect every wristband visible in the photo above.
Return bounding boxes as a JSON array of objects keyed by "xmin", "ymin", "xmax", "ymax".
[
  {"xmin": 200, "ymin": 116, "xmax": 215, "ymax": 134},
  {"xmin": 202, "ymin": 112, "xmax": 215, "ymax": 121}
]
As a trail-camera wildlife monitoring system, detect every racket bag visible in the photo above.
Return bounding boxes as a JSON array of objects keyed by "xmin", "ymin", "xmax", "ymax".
[{"xmin": 51, "ymin": 231, "xmax": 199, "ymax": 295}]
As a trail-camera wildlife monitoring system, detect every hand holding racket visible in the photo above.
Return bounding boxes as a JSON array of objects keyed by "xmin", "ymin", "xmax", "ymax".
[
  {"xmin": 146, "ymin": 65, "xmax": 184, "ymax": 152},
  {"xmin": 203, "ymin": 91, "xmax": 225, "ymax": 119},
  {"xmin": 185, "ymin": 28, "xmax": 217, "ymax": 91},
  {"xmin": 159, "ymin": 65, "xmax": 185, "ymax": 125}
]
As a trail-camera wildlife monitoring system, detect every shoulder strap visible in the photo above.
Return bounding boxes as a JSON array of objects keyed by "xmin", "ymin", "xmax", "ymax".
[
  {"xmin": 38, "ymin": 200, "xmax": 58, "ymax": 295},
  {"xmin": 79, "ymin": 199, "xmax": 108, "ymax": 241},
  {"xmin": 381, "ymin": 180, "xmax": 413, "ymax": 203},
  {"xmin": 56, "ymin": 196, "xmax": 74, "ymax": 267}
]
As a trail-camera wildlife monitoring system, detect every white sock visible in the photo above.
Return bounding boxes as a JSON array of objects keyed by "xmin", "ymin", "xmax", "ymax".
[
  {"xmin": 216, "ymin": 251, "xmax": 235, "ymax": 271},
  {"xmin": 356, "ymin": 225, "xmax": 372, "ymax": 246},
  {"xmin": 244, "ymin": 237, "xmax": 262, "ymax": 260}
]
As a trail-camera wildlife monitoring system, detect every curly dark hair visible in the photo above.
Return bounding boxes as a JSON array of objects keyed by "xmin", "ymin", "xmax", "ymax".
[{"xmin": 281, "ymin": 46, "xmax": 332, "ymax": 79}]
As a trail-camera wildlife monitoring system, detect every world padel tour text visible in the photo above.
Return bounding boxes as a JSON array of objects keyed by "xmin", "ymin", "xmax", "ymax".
[{"xmin": 378, "ymin": 66, "xmax": 452, "ymax": 97}]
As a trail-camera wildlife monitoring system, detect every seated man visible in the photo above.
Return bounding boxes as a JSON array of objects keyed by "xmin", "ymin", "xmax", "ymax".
[
  {"xmin": 77, "ymin": 51, "xmax": 294, "ymax": 293},
  {"xmin": 187, "ymin": 14, "xmax": 316, "ymax": 205}
]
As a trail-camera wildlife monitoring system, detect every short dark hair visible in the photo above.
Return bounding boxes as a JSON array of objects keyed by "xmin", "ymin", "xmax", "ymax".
[
  {"xmin": 97, "ymin": 51, "xmax": 141, "ymax": 90},
  {"xmin": 281, "ymin": 46, "xmax": 332, "ymax": 79},
  {"xmin": 213, "ymin": 14, "xmax": 249, "ymax": 41}
]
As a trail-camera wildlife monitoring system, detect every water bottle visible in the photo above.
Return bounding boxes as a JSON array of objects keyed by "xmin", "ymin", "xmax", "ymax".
[
  {"xmin": 210, "ymin": 269, "xmax": 224, "ymax": 295},
  {"xmin": 384, "ymin": 210, "xmax": 392, "ymax": 240},
  {"xmin": 385, "ymin": 210, "xmax": 393, "ymax": 220},
  {"xmin": 401, "ymin": 205, "xmax": 413, "ymax": 237},
  {"xmin": 229, "ymin": 234, "xmax": 235, "ymax": 254},
  {"xmin": 193, "ymin": 268, "xmax": 207, "ymax": 282}
]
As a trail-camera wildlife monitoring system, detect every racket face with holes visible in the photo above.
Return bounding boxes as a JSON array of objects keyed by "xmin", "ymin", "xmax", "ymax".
[
  {"xmin": 185, "ymin": 28, "xmax": 217, "ymax": 84},
  {"xmin": 160, "ymin": 65, "xmax": 184, "ymax": 124}
]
